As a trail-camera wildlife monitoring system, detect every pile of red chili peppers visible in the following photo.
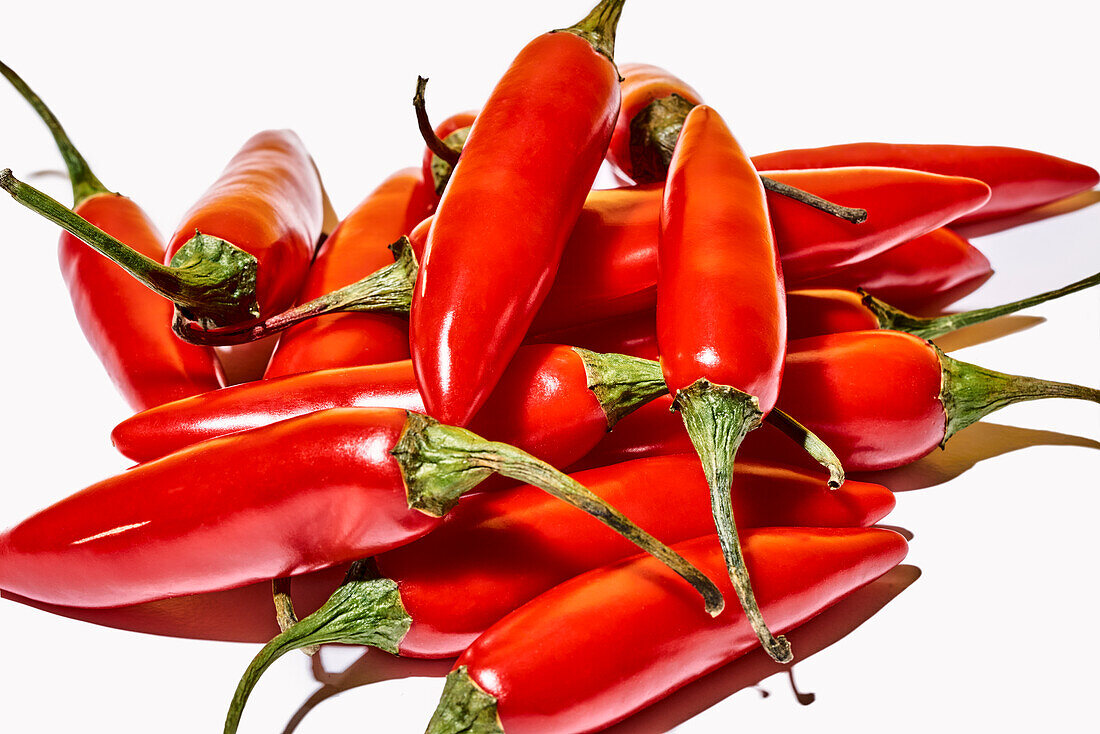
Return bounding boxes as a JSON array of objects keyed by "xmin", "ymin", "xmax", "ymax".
[{"xmin": 1, "ymin": 1, "xmax": 1098, "ymax": 731}]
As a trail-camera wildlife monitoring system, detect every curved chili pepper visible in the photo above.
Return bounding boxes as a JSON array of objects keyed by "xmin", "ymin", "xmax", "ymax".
[
  {"xmin": 800, "ymin": 227, "xmax": 993, "ymax": 311},
  {"xmin": 263, "ymin": 168, "xmax": 433, "ymax": 378},
  {"xmin": 221, "ymin": 457, "xmax": 894, "ymax": 732},
  {"xmin": 579, "ymin": 332, "xmax": 1100, "ymax": 473},
  {"xmin": 657, "ymin": 104, "xmax": 790, "ymax": 662},
  {"xmin": 423, "ymin": 527, "xmax": 907, "ymax": 734},
  {"xmin": 0, "ymin": 407, "xmax": 721, "ymax": 613},
  {"xmin": 0, "ymin": 62, "xmax": 223, "ymax": 410},
  {"xmin": 410, "ymin": 0, "xmax": 626, "ymax": 427},
  {"xmin": 110, "ymin": 344, "xmax": 665, "ymax": 466},
  {"xmin": 751, "ymin": 142, "xmax": 1099, "ymax": 224}
]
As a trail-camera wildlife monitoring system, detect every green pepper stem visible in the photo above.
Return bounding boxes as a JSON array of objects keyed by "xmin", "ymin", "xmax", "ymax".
[
  {"xmin": 270, "ymin": 576, "xmax": 319, "ymax": 656},
  {"xmin": 174, "ymin": 236, "xmax": 416, "ymax": 345},
  {"xmin": 760, "ymin": 176, "xmax": 868, "ymax": 223},
  {"xmin": 764, "ymin": 408, "xmax": 846, "ymax": 488},
  {"xmin": 414, "ymin": 77, "xmax": 461, "ymax": 166},
  {"xmin": 0, "ymin": 60, "xmax": 107, "ymax": 205},
  {"xmin": 557, "ymin": 0, "xmax": 626, "ymax": 61},
  {"xmin": 937, "ymin": 346, "xmax": 1100, "ymax": 444},
  {"xmin": 674, "ymin": 379, "xmax": 792, "ymax": 663},
  {"xmin": 391, "ymin": 412, "xmax": 724, "ymax": 616},
  {"xmin": 426, "ymin": 666, "xmax": 504, "ymax": 734},
  {"xmin": 0, "ymin": 169, "xmax": 259, "ymax": 328},
  {"xmin": 862, "ymin": 271, "xmax": 1100, "ymax": 340},
  {"xmin": 574, "ymin": 347, "xmax": 669, "ymax": 428},
  {"xmin": 224, "ymin": 562, "xmax": 411, "ymax": 734}
]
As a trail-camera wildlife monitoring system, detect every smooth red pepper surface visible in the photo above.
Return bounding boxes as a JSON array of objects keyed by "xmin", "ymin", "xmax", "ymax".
[
  {"xmin": 658, "ymin": 105, "xmax": 785, "ymax": 407},
  {"xmin": 751, "ymin": 142, "xmax": 1098, "ymax": 224},
  {"xmin": 264, "ymin": 168, "xmax": 433, "ymax": 378},
  {"xmin": 411, "ymin": 27, "xmax": 621, "ymax": 427},
  {"xmin": 387, "ymin": 455, "xmax": 894, "ymax": 658},
  {"xmin": 112, "ymin": 344, "xmax": 616, "ymax": 469},
  {"xmin": 0, "ymin": 408, "xmax": 425, "ymax": 607},
  {"xmin": 166, "ymin": 129, "xmax": 324, "ymax": 318},
  {"xmin": 450, "ymin": 528, "xmax": 907, "ymax": 734},
  {"xmin": 802, "ymin": 227, "xmax": 993, "ymax": 312},
  {"xmin": 62, "ymin": 193, "xmax": 223, "ymax": 409}
]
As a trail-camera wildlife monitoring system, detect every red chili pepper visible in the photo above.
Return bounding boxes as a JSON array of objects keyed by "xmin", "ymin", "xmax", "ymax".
[
  {"xmin": 166, "ymin": 129, "xmax": 324, "ymax": 321},
  {"xmin": 410, "ymin": 0, "xmax": 626, "ymax": 427},
  {"xmin": 423, "ymin": 527, "xmax": 907, "ymax": 734},
  {"xmin": 752, "ymin": 142, "xmax": 1098, "ymax": 224},
  {"xmin": 800, "ymin": 227, "xmax": 993, "ymax": 312},
  {"xmin": 220, "ymin": 457, "xmax": 894, "ymax": 732},
  {"xmin": 263, "ymin": 168, "xmax": 434, "ymax": 378},
  {"xmin": 579, "ymin": 331, "xmax": 1100, "ymax": 473},
  {"xmin": 0, "ymin": 407, "xmax": 720, "ymax": 613},
  {"xmin": 0, "ymin": 62, "xmax": 223, "ymax": 410},
  {"xmin": 110, "ymin": 344, "xmax": 666, "ymax": 468},
  {"xmin": 657, "ymin": 104, "xmax": 791, "ymax": 661}
]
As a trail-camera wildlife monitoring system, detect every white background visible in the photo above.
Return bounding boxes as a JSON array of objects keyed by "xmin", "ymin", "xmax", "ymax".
[{"xmin": 1, "ymin": 1, "xmax": 1098, "ymax": 732}]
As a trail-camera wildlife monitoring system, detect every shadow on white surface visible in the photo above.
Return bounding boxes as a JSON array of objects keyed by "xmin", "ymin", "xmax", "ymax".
[{"xmin": 954, "ymin": 190, "xmax": 1100, "ymax": 239}]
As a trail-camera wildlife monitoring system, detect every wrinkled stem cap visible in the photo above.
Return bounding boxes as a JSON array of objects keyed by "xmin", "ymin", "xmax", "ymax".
[
  {"xmin": 426, "ymin": 666, "xmax": 503, "ymax": 734},
  {"xmin": 556, "ymin": 0, "xmax": 626, "ymax": 61},
  {"xmin": 574, "ymin": 346, "xmax": 668, "ymax": 429}
]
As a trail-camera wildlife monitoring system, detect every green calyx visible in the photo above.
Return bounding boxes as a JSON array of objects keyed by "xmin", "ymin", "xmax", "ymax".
[
  {"xmin": 555, "ymin": 0, "xmax": 626, "ymax": 62},
  {"xmin": 936, "ymin": 345, "xmax": 1100, "ymax": 446},
  {"xmin": 0, "ymin": 60, "xmax": 109, "ymax": 205},
  {"xmin": 432, "ymin": 126, "xmax": 470, "ymax": 195},
  {"xmin": 862, "ymin": 271, "xmax": 1100, "ymax": 341},
  {"xmin": 425, "ymin": 666, "xmax": 504, "ymax": 734},
  {"xmin": 674, "ymin": 379, "xmax": 792, "ymax": 663},
  {"xmin": 169, "ymin": 232, "xmax": 260, "ymax": 329},
  {"xmin": 574, "ymin": 346, "xmax": 668, "ymax": 429},
  {"xmin": 224, "ymin": 563, "xmax": 411, "ymax": 734},
  {"xmin": 390, "ymin": 411, "xmax": 724, "ymax": 615},
  {"xmin": 628, "ymin": 93, "xmax": 695, "ymax": 184}
]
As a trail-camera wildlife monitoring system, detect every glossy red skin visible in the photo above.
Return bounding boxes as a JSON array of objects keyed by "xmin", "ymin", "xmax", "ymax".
[
  {"xmin": 166, "ymin": 130, "xmax": 323, "ymax": 318},
  {"xmin": 111, "ymin": 344, "xmax": 610, "ymax": 470},
  {"xmin": 386, "ymin": 455, "xmax": 894, "ymax": 657},
  {"xmin": 577, "ymin": 332, "xmax": 949, "ymax": 472},
  {"xmin": 61, "ymin": 193, "xmax": 222, "ymax": 410},
  {"xmin": 1, "ymin": 457, "xmax": 894, "ymax": 646},
  {"xmin": 410, "ymin": 31, "xmax": 620, "ymax": 427},
  {"xmin": 531, "ymin": 168, "xmax": 987, "ymax": 333},
  {"xmin": 802, "ymin": 227, "xmax": 994, "ymax": 312},
  {"xmin": 459, "ymin": 528, "xmax": 907, "ymax": 734},
  {"xmin": 264, "ymin": 168, "xmax": 434, "ymax": 378},
  {"xmin": 420, "ymin": 111, "xmax": 478, "ymax": 202},
  {"xmin": 658, "ymin": 106, "xmax": 785, "ymax": 408},
  {"xmin": 0, "ymin": 408, "xmax": 434, "ymax": 608},
  {"xmin": 607, "ymin": 62, "xmax": 703, "ymax": 183},
  {"xmin": 752, "ymin": 142, "xmax": 1099, "ymax": 225}
]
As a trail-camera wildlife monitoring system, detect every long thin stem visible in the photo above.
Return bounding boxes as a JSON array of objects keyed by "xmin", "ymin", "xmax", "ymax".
[
  {"xmin": 862, "ymin": 271, "xmax": 1100, "ymax": 340},
  {"xmin": 0, "ymin": 60, "xmax": 107, "ymax": 204},
  {"xmin": 391, "ymin": 412, "xmax": 724, "ymax": 616},
  {"xmin": 761, "ymin": 176, "xmax": 868, "ymax": 223},
  {"xmin": 674, "ymin": 380, "xmax": 791, "ymax": 663},
  {"xmin": 764, "ymin": 408, "xmax": 845, "ymax": 488},
  {"xmin": 414, "ymin": 77, "xmax": 460, "ymax": 166}
]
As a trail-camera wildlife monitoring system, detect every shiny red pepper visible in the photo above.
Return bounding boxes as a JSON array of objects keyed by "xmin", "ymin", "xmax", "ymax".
[
  {"xmin": 800, "ymin": 227, "xmax": 993, "ymax": 312},
  {"xmin": 110, "ymin": 344, "xmax": 666, "ymax": 468},
  {"xmin": 752, "ymin": 142, "xmax": 1099, "ymax": 225},
  {"xmin": 0, "ymin": 62, "xmax": 223, "ymax": 410},
  {"xmin": 165, "ymin": 129, "xmax": 324, "ymax": 320},
  {"xmin": 579, "ymin": 332, "xmax": 1100, "ymax": 473},
  {"xmin": 0, "ymin": 407, "xmax": 719, "ymax": 612},
  {"xmin": 6, "ymin": 456, "xmax": 893, "ymax": 650},
  {"xmin": 657, "ymin": 104, "xmax": 791, "ymax": 662},
  {"xmin": 220, "ymin": 456, "xmax": 894, "ymax": 732},
  {"xmin": 411, "ymin": 0, "xmax": 626, "ymax": 426},
  {"xmin": 263, "ymin": 168, "xmax": 434, "ymax": 378},
  {"xmin": 425, "ymin": 527, "xmax": 908, "ymax": 734}
]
